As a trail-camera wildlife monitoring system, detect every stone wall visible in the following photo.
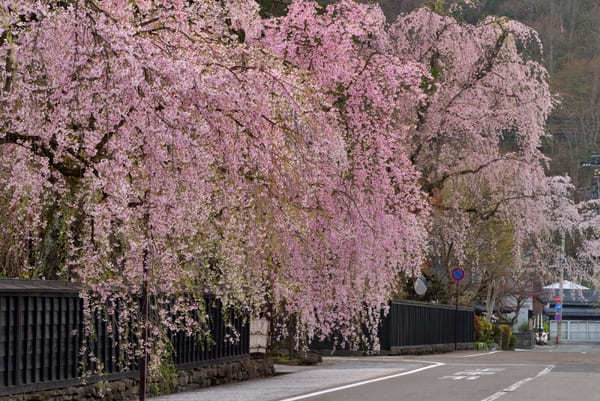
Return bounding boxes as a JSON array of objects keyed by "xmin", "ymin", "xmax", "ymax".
[
  {"xmin": 312, "ymin": 342, "xmax": 475, "ymax": 356},
  {"xmin": 386, "ymin": 342, "xmax": 475, "ymax": 355},
  {"xmin": 1, "ymin": 357, "xmax": 273, "ymax": 401},
  {"xmin": 514, "ymin": 332, "xmax": 535, "ymax": 349}
]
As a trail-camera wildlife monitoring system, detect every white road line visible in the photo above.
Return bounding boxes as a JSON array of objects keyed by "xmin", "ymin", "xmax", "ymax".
[
  {"xmin": 480, "ymin": 365, "xmax": 554, "ymax": 401},
  {"xmin": 443, "ymin": 363, "xmax": 548, "ymax": 367},
  {"xmin": 463, "ymin": 351, "xmax": 500, "ymax": 358},
  {"xmin": 400, "ymin": 359, "xmax": 445, "ymax": 364},
  {"xmin": 278, "ymin": 361, "xmax": 445, "ymax": 401}
]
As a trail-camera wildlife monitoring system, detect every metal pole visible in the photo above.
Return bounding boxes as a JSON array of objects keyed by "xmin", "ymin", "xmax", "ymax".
[
  {"xmin": 454, "ymin": 280, "xmax": 459, "ymax": 351},
  {"xmin": 139, "ymin": 212, "xmax": 150, "ymax": 401}
]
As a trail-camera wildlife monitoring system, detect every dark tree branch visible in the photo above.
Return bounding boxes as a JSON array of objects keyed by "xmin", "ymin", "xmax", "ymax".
[
  {"xmin": 91, "ymin": 106, "xmax": 134, "ymax": 163},
  {"xmin": 440, "ymin": 193, "xmax": 540, "ymax": 221},
  {"xmin": 423, "ymin": 156, "xmax": 516, "ymax": 194},
  {"xmin": 0, "ymin": 132, "xmax": 86, "ymax": 178}
]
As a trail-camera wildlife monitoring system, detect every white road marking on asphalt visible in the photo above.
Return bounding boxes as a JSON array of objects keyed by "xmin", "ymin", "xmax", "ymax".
[
  {"xmin": 462, "ymin": 351, "xmax": 500, "ymax": 358},
  {"xmin": 440, "ymin": 368, "xmax": 504, "ymax": 381},
  {"xmin": 440, "ymin": 375, "xmax": 466, "ymax": 380},
  {"xmin": 277, "ymin": 361, "xmax": 444, "ymax": 401},
  {"xmin": 399, "ymin": 359, "xmax": 441, "ymax": 363},
  {"xmin": 444, "ymin": 363, "xmax": 548, "ymax": 367},
  {"xmin": 480, "ymin": 365, "xmax": 554, "ymax": 401}
]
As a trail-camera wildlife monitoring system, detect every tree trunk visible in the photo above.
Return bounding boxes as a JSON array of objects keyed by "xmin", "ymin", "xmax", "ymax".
[{"xmin": 485, "ymin": 279, "xmax": 497, "ymax": 320}]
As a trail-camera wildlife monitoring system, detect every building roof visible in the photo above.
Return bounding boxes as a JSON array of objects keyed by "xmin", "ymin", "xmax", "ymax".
[
  {"xmin": 544, "ymin": 306, "xmax": 600, "ymax": 318},
  {"xmin": 544, "ymin": 289, "xmax": 600, "ymax": 306},
  {"xmin": 543, "ymin": 280, "xmax": 589, "ymax": 290}
]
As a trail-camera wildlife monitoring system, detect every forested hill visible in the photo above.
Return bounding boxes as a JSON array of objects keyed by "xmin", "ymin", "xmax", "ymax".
[
  {"xmin": 378, "ymin": 0, "xmax": 600, "ymax": 201},
  {"xmin": 259, "ymin": 0, "xmax": 600, "ymax": 201}
]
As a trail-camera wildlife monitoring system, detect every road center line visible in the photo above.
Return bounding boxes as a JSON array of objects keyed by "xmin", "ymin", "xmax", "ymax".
[
  {"xmin": 463, "ymin": 351, "xmax": 500, "ymax": 358},
  {"xmin": 480, "ymin": 365, "xmax": 554, "ymax": 401},
  {"xmin": 278, "ymin": 361, "xmax": 445, "ymax": 401}
]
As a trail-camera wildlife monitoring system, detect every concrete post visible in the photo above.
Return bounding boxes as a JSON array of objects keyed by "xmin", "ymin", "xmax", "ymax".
[{"xmin": 587, "ymin": 320, "xmax": 590, "ymax": 341}]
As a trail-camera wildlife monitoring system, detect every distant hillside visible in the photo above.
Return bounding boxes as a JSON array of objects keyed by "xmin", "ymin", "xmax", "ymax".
[
  {"xmin": 258, "ymin": 0, "xmax": 600, "ymax": 200},
  {"xmin": 377, "ymin": 0, "xmax": 600, "ymax": 201}
]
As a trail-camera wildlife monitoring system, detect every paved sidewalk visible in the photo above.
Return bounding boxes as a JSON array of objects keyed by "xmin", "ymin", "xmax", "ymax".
[
  {"xmin": 150, "ymin": 357, "xmax": 425, "ymax": 401},
  {"xmin": 532, "ymin": 342, "xmax": 600, "ymax": 353}
]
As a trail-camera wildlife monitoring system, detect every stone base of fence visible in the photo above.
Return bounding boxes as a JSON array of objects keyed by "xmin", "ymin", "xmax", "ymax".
[
  {"xmin": 386, "ymin": 342, "xmax": 475, "ymax": 355},
  {"xmin": 0, "ymin": 357, "xmax": 274, "ymax": 401},
  {"xmin": 514, "ymin": 332, "xmax": 535, "ymax": 349},
  {"xmin": 311, "ymin": 342, "xmax": 475, "ymax": 356}
]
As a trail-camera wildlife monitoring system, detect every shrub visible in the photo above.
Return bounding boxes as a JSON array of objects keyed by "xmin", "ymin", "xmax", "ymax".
[
  {"xmin": 499, "ymin": 324, "xmax": 513, "ymax": 350},
  {"xmin": 474, "ymin": 314, "xmax": 481, "ymax": 340},
  {"xmin": 492, "ymin": 324, "xmax": 501, "ymax": 346},
  {"xmin": 476, "ymin": 342, "xmax": 488, "ymax": 350},
  {"xmin": 474, "ymin": 315, "xmax": 494, "ymax": 343},
  {"xmin": 509, "ymin": 334, "xmax": 517, "ymax": 349}
]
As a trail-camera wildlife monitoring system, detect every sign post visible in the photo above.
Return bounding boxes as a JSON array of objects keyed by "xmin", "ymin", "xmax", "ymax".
[
  {"xmin": 554, "ymin": 297, "xmax": 562, "ymax": 343},
  {"xmin": 451, "ymin": 267, "xmax": 465, "ymax": 351}
]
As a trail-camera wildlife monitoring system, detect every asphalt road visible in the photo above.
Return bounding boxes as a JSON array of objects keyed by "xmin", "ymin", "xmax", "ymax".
[{"xmin": 151, "ymin": 343, "xmax": 600, "ymax": 401}]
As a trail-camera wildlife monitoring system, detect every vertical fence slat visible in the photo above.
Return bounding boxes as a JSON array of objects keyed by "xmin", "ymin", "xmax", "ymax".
[
  {"xmin": 32, "ymin": 297, "xmax": 39, "ymax": 384},
  {"xmin": 0, "ymin": 296, "xmax": 5, "ymax": 387},
  {"xmin": 64, "ymin": 297, "xmax": 69, "ymax": 380},
  {"xmin": 78, "ymin": 298, "xmax": 85, "ymax": 376},
  {"xmin": 23, "ymin": 296, "xmax": 30, "ymax": 385},
  {"xmin": 40, "ymin": 296, "xmax": 46, "ymax": 383},
  {"xmin": 71, "ymin": 297, "xmax": 78, "ymax": 379},
  {"xmin": 4, "ymin": 296, "xmax": 11, "ymax": 387},
  {"xmin": 14, "ymin": 296, "xmax": 22, "ymax": 386},
  {"xmin": 50, "ymin": 297, "xmax": 56, "ymax": 382},
  {"xmin": 21, "ymin": 297, "xmax": 26, "ymax": 386},
  {"xmin": 58, "ymin": 297, "xmax": 63, "ymax": 381}
]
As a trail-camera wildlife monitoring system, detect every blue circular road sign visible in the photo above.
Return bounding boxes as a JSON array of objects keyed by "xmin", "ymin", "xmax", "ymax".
[{"xmin": 451, "ymin": 267, "xmax": 465, "ymax": 282}]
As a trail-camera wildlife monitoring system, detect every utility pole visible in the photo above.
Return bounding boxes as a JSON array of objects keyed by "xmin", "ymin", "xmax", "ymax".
[
  {"xmin": 595, "ymin": 169, "xmax": 600, "ymax": 199},
  {"xmin": 580, "ymin": 155, "xmax": 600, "ymax": 199},
  {"xmin": 557, "ymin": 231, "xmax": 565, "ymax": 344}
]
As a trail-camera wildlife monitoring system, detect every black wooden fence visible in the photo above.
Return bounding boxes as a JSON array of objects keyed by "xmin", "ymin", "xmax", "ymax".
[
  {"xmin": 0, "ymin": 280, "xmax": 249, "ymax": 396},
  {"xmin": 379, "ymin": 299, "xmax": 474, "ymax": 350}
]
